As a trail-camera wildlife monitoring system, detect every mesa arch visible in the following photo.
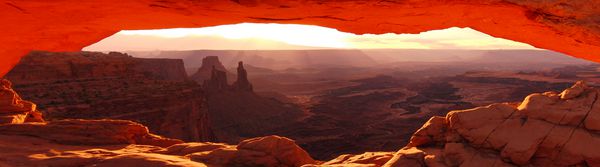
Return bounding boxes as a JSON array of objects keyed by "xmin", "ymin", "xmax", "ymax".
[{"xmin": 2, "ymin": 0, "xmax": 600, "ymax": 77}]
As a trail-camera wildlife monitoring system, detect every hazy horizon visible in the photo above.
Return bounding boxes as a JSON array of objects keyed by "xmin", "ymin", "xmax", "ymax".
[{"xmin": 84, "ymin": 23, "xmax": 537, "ymax": 51}]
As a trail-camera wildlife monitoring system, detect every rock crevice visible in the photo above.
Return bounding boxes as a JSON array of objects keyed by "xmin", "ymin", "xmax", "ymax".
[{"xmin": 384, "ymin": 81, "xmax": 600, "ymax": 166}]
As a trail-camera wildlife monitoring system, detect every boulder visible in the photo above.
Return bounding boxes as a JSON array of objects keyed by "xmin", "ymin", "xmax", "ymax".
[
  {"xmin": 318, "ymin": 152, "xmax": 395, "ymax": 166},
  {"xmin": 0, "ymin": 119, "xmax": 182, "ymax": 147},
  {"xmin": 0, "ymin": 79, "xmax": 42, "ymax": 124},
  {"xmin": 383, "ymin": 81, "xmax": 600, "ymax": 166}
]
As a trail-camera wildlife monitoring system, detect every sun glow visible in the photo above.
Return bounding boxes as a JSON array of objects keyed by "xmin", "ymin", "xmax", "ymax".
[
  {"xmin": 85, "ymin": 23, "xmax": 536, "ymax": 51},
  {"xmin": 120, "ymin": 23, "xmax": 352, "ymax": 48}
]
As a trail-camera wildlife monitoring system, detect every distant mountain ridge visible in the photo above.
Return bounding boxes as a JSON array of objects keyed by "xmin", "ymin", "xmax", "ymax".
[{"xmin": 128, "ymin": 49, "xmax": 591, "ymax": 72}]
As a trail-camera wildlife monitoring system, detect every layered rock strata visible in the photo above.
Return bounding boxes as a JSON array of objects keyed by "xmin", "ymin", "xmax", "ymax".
[
  {"xmin": 384, "ymin": 81, "xmax": 600, "ymax": 166},
  {"xmin": 5, "ymin": 51, "xmax": 188, "ymax": 84},
  {"xmin": 0, "ymin": 131, "xmax": 316, "ymax": 167},
  {"xmin": 0, "ymin": 78, "xmax": 315, "ymax": 167},
  {"xmin": 0, "ymin": 79, "xmax": 43, "ymax": 124},
  {"xmin": 190, "ymin": 56, "xmax": 231, "ymax": 84},
  {"xmin": 202, "ymin": 60, "xmax": 304, "ymax": 143}
]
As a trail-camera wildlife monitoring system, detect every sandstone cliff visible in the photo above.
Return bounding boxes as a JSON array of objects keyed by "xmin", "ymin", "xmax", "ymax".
[
  {"xmin": 4, "ymin": 0, "xmax": 600, "ymax": 79},
  {"xmin": 6, "ymin": 52, "xmax": 303, "ymax": 145},
  {"xmin": 0, "ymin": 78, "xmax": 315, "ymax": 167},
  {"xmin": 5, "ymin": 52, "xmax": 210, "ymax": 142},
  {"xmin": 232, "ymin": 61, "xmax": 254, "ymax": 92},
  {"xmin": 5, "ymin": 51, "xmax": 188, "ymax": 84},
  {"xmin": 202, "ymin": 61, "xmax": 304, "ymax": 143},
  {"xmin": 0, "ymin": 79, "xmax": 43, "ymax": 124},
  {"xmin": 190, "ymin": 56, "xmax": 233, "ymax": 84},
  {"xmin": 2, "ymin": 78, "xmax": 600, "ymax": 166},
  {"xmin": 378, "ymin": 81, "xmax": 600, "ymax": 166}
]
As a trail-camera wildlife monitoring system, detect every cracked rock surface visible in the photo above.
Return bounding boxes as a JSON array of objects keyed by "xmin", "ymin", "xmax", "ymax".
[
  {"xmin": 1, "ymin": 78, "xmax": 600, "ymax": 166},
  {"xmin": 387, "ymin": 81, "xmax": 600, "ymax": 166}
]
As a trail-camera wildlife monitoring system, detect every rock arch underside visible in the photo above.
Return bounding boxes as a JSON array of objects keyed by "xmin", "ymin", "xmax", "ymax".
[
  {"xmin": 3, "ymin": 0, "xmax": 600, "ymax": 167},
  {"xmin": 2, "ymin": 0, "xmax": 600, "ymax": 77}
]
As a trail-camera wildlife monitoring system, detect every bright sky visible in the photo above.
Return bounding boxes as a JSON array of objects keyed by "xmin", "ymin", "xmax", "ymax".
[{"xmin": 84, "ymin": 23, "xmax": 536, "ymax": 51}]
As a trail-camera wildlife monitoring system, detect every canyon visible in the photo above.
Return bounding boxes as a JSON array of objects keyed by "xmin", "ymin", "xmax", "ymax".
[
  {"xmin": 5, "ymin": 51, "xmax": 303, "ymax": 144},
  {"xmin": 5, "ymin": 49, "xmax": 600, "ymax": 164},
  {"xmin": 2, "ymin": 0, "xmax": 600, "ymax": 166},
  {"xmin": 2, "ymin": 62, "xmax": 600, "ymax": 166}
]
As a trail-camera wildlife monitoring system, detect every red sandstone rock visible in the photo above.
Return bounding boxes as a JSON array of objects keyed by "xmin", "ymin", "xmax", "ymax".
[
  {"xmin": 384, "ymin": 81, "xmax": 600, "ymax": 166},
  {"xmin": 236, "ymin": 135, "xmax": 315, "ymax": 167},
  {"xmin": 5, "ymin": 52, "xmax": 214, "ymax": 142},
  {"xmin": 191, "ymin": 56, "xmax": 230, "ymax": 83},
  {"xmin": 0, "ymin": 119, "xmax": 183, "ymax": 147},
  {"xmin": 232, "ymin": 61, "xmax": 253, "ymax": 91},
  {"xmin": 2, "ymin": 0, "xmax": 600, "ymax": 77},
  {"xmin": 183, "ymin": 135, "xmax": 315, "ymax": 166},
  {"xmin": 5, "ymin": 51, "xmax": 188, "ymax": 84},
  {"xmin": 0, "ymin": 79, "xmax": 43, "ymax": 124},
  {"xmin": 0, "ymin": 134, "xmax": 315, "ymax": 167},
  {"xmin": 194, "ymin": 57, "xmax": 304, "ymax": 144},
  {"xmin": 7, "ymin": 53, "xmax": 302, "ymax": 145},
  {"xmin": 318, "ymin": 152, "xmax": 395, "ymax": 167},
  {"xmin": 0, "ymin": 81, "xmax": 313, "ymax": 166},
  {"xmin": 3, "ymin": 80, "xmax": 600, "ymax": 166}
]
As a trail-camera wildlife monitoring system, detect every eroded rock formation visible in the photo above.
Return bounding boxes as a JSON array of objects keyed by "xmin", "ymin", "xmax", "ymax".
[
  {"xmin": 0, "ymin": 79, "xmax": 43, "ymax": 124},
  {"xmin": 191, "ymin": 56, "xmax": 230, "ymax": 83},
  {"xmin": 6, "ymin": 51, "xmax": 188, "ymax": 84},
  {"xmin": 4, "ymin": 51, "xmax": 210, "ymax": 141},
  {"xmin": 232, "ymin": 61, "xmax": 254, "ymax": 91},
  {"xmin": 201, "ymin": 59, "xmax": 304, "ymax": 143},
  {"xmin": 6, "ymin": 52, "xmax": 304, "ymax": 145},
  {"xmin": 0, "ymin": 127, "xmax": 316, "ymax": 167},
  {"xmin": 202, "ymin": 66, "xmax": 230, "ymax": 93},
  {"xmin": 2, "ymin": 0, "xmax": 600, "ymax": 77},
  {"xmin": 0, "ymin": 119, "xmax": 183, "ymax": 147},
  {"xmin": 3, "ymin": 69, "xmax": 600, "ymax": 166},
  {"xmin": 0, "ymin": 78, "xmax": 315, "ymax": 167},
  {"xmin": 383, "ymin": 81, "xmax": 600, "ymax": 166}
]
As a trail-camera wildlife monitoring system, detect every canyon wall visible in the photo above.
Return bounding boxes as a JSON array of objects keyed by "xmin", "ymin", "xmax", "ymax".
[
  {"xmin": 5, "ymin": 51, "xmax": 303, "ymax": 144},
  {"xmin": 0, "ymin": 82, "xmax": 315, "ymax": 167},
  {"xmin": 5, "ymin": 51, "xmax": 187, "ymax": 84},
  {"xmin": 381, "ymin": 81, "xmax": 600, "ymax": 166},
  {"xmin": 5, "ymin": 51, "xmax": 210, "ymax": 141},
  {"xmin": 201, "ymin": 60, "xmax": 303, "ymax": 143},
  {"xmin": 2, "ymin": 73, "xmax": 600, "ymax": 166}
]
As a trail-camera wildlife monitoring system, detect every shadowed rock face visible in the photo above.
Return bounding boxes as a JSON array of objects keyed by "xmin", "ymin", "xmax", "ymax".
[
  {"xmin": 2, "ymin": 0, "xmax": 600, "ymax": 76},
  {"xmin": 191, "ymin": 56, "xmax": 230, "ymax": 84},
  {"xmin": 0, "ymin": 78, "xmax": 315, "ymax": 167},
  {"xmin": 0, "ymin": 79, "xmax": 43, "ymax": 124},
  {"xmin": 4, "ymin": 51, "xmax": 208, "ymax": 141},
  {"xmin": 2, "ymin": 78, "xmax": 600, "ymax": 166},
  {"xmin": 0, "ymin": 126, "xmax": 317, "ymax": 166},
  {"xmin": 5, "ymin": 52, "xmax": 305, "ymax": 145},
  {"xmin": 5, "ymin": 51, "xmax": 188, "ymax": 84},
  {"xmin": 232, "ymin": 61, "xmax": 253, "ymax": 92},
  {"xmin": 201, "ymin": 59, "xmax": 303, "ymax": 143}
]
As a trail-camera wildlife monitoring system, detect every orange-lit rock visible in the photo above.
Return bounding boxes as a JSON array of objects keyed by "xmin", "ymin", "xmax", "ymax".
[
  {"xmin": 0, "ymin": 119, "xmax": 183, "ymax": 147},
  {"xmin": 384, "ymin": 81, "xmax": 600, "ymax": 166},
  {"xmin": 0, "ymin": 79, "xmax": 43, "ymax": 124},
  {"xmin": 1, "ymin": 0, "xmax": 600, "ymax": 76},
  {"xmin": 317, "ymin": 152, "xmax": 395, "ymax": 167},
  {"xmin": 0, "ymin": 83, "xmax": 315, "ymax": 166},
  {"xmin": 0, "ymin": 133, "xmax": 315, "ymax": 167}
]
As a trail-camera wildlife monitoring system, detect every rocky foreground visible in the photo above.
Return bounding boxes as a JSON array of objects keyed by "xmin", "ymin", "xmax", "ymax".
[{"xmin": 1, "ymin": 78, "xmax": 600, "ymax": 166}]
